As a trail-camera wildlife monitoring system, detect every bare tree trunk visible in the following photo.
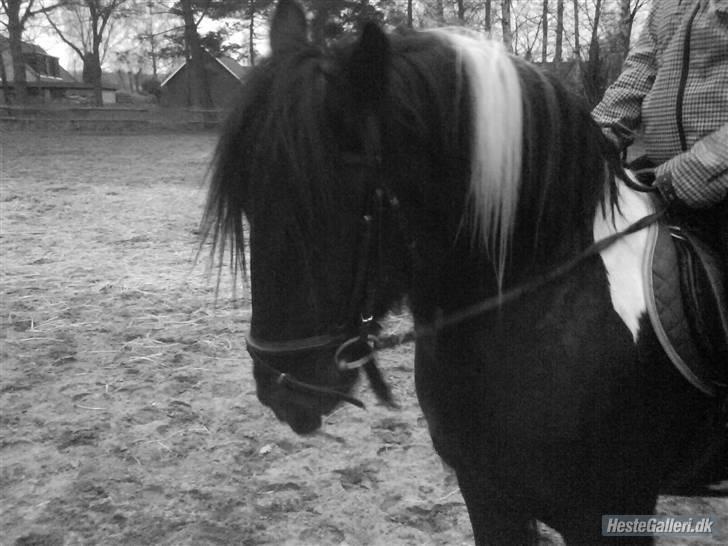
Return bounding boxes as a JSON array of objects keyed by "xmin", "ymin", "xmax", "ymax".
[
  {"xmin": 82, "ymin": 50, "xmax": 104, "ymax": 106},
  {"xmin": 456, "ymin": 0, "xmax": 465, "ymax": 24},
  {"xmin": 617, "ymin": 0, "xmax": 642, "ymax": 61},
  {"xmin": 484, "ymin": 0, "xmax": 491, "ymax": 33},
  {"xmin": 501, "ymin": 0, "xmax": 513, "ymax": 52},
  {"xmin": 85, "ymin": 0, "xmax": 104, "ymax": 106},
  {"xmin": 584, "ymin": 0, "xmax": 604, "ymax": 105},
  {"xmin": 541, "ymin": 0, "xmax": 548, "ymax": 62},
  {"xmin": 181, "ymin": 0, "xmax": 212, "ymax": 107},
  {"xmin": 589, "ymin": 0, "xmax": 602, "ymax": 63},
  {"xmin": 1, "ymin": 49, "xmax": 10, "ymax": 104},
  {"xmin": 554, "ymin": 0, "xmax": 564, "ymax": 62},
  {"xmin": 407, "ymin": 0, "xmax": 413, "ymax": 28},
  {"xmin": 6, "ymin": 0, "xmax": 28, "ymax": 104},
  {"xmin": 573, "ymin": 0, "xmax": 580, "ymax": 58},
  {"xmin": 149, "ymin": 33, "xmax": 158, "ymax": 78},
  {"xmin": 248, "ymin": 0, "xmax": 256, "ymax": 65}
]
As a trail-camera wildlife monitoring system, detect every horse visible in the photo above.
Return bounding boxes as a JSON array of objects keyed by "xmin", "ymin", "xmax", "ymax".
[{"xmin": 200, "ymin": 1, "xmax": 724, "ymax": 543}]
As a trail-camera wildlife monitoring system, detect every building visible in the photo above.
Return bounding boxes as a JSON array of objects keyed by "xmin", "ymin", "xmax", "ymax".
[
  {"xmin": 0, "ymin": 36, "xmax": 116, "ymax": 104},
  {"xmin": 160, "ymin": 51, "xmax": 248, "ymax": 109}
]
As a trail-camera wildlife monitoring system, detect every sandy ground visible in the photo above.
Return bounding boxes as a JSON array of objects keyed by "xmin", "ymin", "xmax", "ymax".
[{"xmin": 0, "ymin": 131, "xmax": 725, "ymax": 546}]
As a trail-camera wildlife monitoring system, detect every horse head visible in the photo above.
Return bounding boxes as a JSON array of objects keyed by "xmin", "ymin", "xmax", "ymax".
[
  {"xmin": 202, "ymin": 0, "xmax": 409, "ymax": 434},
  {"xmin": 203, "ymin": 0, "xmax": 615, "ymax": 435}
]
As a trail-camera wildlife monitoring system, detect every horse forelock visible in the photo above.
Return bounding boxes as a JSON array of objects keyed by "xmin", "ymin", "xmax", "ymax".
[{"xmin": 201, "ymin": 49, "xmax": 342, "ymax": 282}]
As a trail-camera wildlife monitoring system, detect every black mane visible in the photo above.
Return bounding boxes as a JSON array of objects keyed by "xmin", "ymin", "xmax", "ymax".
[
  {"xmin": 200, "ymin": 29, "xmax": 463, "ymax": 277},
  {"xmin": 201, "ymin": 27, "xmax": 619, "ymax": 284}
]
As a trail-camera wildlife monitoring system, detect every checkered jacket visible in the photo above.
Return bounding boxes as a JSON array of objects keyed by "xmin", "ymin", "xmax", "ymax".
[{"xmin": 592, "ymin": 0, "xmax": 728, "ymax": 208}]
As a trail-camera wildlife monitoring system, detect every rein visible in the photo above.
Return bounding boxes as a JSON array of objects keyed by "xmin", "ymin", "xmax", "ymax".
[
  {"xmin": 249, "ymin": 202, "xmax": 666, "ymax": 411},
  {"xmin": 247, "ymin": 116, "xmax": 666, "ymax": 411},
  {"xmin": 415, "ymin": 207, "xmax": 666, "ymax": 337}
]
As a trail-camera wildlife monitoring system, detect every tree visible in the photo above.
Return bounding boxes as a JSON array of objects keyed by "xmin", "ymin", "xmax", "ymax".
[
  {"xmin": 500, "ymin": 0, "xmax": 513, "ymax": 52},
  {"xmin": 246, "ymin": 0, "xmax": 257, "ymax": 64},
  {"xmin": 179, "ymin": 0, "xmax": 211, "ymax": 107},
  {"xmin": 1, "ymin": 0, "xmax": 61, "ymax": 103},
  {"xmin": 131, "ymin": 0, "xmax": 183, "ymax": 80},
  {"xmin": 432, "ymin": 0, "xmax": 444, "ymax": 25},
  {"xmin": 554, "ymin": 0, "xmax": 563, "ymax": 61},
  {"xmin": 44, "ymin": 0, "xmax": 130, "ymax": 105},
  {"xmin": 298, "ymin": 0, "xmax": 386, "ymax": 44},
  {"xmin": 506, "ymin": 1, "xmax": 543, "ymax": 58},
  {"xmin": 616, "ymin": 0, "xmax": 648, "ymax": 61},
  {"xmin": 455, "ymin": 0, "xmax": 464, "ymax": 24},
  {"xmin": 572, "ymin": 0, "xmax": 579, "ymax": 58},
  {"xmin": 541, "ymin": 0, "xmax": 548, "ymax": 62},
  {"xmin": 584, "ymin": 0, "xmax": 604, "ymax": 104},
  {"xmin": 216, "ymin": 0, "xmax": 273, "ymax": 67}
]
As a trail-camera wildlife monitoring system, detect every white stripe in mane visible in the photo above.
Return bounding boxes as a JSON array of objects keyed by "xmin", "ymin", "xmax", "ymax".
[{"xmin": 432, "ymin": 29, "xmax": 523, "ymax": 288}]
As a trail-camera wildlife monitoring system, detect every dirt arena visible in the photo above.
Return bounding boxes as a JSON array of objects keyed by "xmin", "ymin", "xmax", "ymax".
[{"xmin": 1, "ymin": 131, "xmax": 725, "ymax": 545}]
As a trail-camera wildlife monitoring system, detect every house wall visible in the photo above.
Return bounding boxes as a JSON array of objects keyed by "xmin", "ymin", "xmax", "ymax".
[
  {"xmin": 159, "ymin": 66, "xmax": 190, "ymax": 108},
  {"xmin": 0, "ymin": 85, "xmax": 52, "ymax": 105},
  {"xmin": 206, "ymin": 60, "xmax": 242, "ymax": 110},
  {"xmin": 102, "ymin": 89, "xmax": 116, "ymax": 104}
]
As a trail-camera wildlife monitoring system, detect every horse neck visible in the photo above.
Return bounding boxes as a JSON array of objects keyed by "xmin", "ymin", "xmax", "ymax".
[
  {"xmin": 505, "ymin": 63, "xmax": 614, "ymax": 281},
  {"xmin": 398, "ymin": 65, "xmax": 614, "ymax": 314}
]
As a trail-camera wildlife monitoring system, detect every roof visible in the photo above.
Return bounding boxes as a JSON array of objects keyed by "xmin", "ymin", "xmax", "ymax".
[
  {"xmin": 161, "ymin": 51, "xmax": 249, "ymax": 87},
  {"xmin": 217, "ymin": 56, "xmax": 250, "ymax": 80},
  {"xmin": 0, "ymin": 35, "xmax": 47, "ymax": 55},
  {"xmin": 0, "ymin": 35, "xmax": 82, "ymax": 86}
]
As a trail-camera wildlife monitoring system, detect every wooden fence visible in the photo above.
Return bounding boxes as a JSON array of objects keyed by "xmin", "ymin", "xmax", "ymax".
[{"xmin": 0, "ymin": 106, "xmax": 226, "ymax": 132}]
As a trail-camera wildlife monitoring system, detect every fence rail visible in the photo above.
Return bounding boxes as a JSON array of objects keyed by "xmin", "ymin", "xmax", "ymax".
[{"xmin": 0, "ymin": 106, "xmax": 226, "ymax": 132}]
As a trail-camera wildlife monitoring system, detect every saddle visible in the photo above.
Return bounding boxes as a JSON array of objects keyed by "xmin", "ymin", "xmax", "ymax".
[{"xmin": 644, "ymin": 216, "xmax": 728, "ymax": 397}]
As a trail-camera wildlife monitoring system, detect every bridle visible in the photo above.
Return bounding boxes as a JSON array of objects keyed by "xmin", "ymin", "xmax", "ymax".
[
  {"xmin": 245, "ymin": 117, "xmax": 667, "ymax": 412},
  {"xmin": 246, "ymin": 115, "xmax": 397, "ymax": 410}
]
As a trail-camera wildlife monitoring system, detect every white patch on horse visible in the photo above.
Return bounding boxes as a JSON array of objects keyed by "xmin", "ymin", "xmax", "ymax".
[{"xmin": 593, "ymin": 175, "xmax": 654, "ymax": 342}]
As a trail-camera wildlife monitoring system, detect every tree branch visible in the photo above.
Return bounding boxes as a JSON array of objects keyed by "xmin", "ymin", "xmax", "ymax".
[{"xmin": 42, "ymin": 4, "xmax": 85, "ymax": 59}]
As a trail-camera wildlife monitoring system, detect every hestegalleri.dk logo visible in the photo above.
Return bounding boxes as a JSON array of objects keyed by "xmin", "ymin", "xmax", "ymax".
[{"xmin": 602, "ymin": 515, "xmax": 717, "ymax": 537}]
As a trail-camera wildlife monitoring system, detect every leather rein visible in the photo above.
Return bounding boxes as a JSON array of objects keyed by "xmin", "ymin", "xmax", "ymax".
[{"xmin": 246, "ymin": 123, "xmax": 666, "ymax": 411}]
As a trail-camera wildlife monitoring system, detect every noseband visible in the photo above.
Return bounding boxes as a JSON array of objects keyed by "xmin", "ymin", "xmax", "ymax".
[
  {"xmin": 247, "ymin": 332, "xmax": 371, "ymax": 409},
  {"xmin": 247, "ymin": 118, "xmax": 397, "ymax": 410}
]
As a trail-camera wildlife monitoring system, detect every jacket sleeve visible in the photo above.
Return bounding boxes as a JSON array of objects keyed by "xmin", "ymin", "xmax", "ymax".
[
  {"xmin": 591, "ymin": 8, "xmax": 659, "ymax": 146},
  {"xmin": 655, "ymin": 123, "xmax": 728, "ymax": 208}
]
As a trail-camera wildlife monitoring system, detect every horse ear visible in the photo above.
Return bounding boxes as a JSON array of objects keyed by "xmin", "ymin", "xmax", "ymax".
[
  {"xmin": 270, "ymin": 0, "xmax": 307, "ymax": 56},
  {"xmin": 347, "ymin": 22, "xmax": 390, "ymax": 109}
]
